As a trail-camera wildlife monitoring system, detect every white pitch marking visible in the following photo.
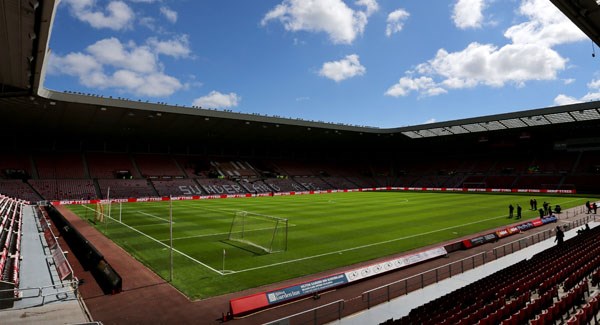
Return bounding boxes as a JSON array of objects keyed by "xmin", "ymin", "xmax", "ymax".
[
  {"xmin": 80, "ymin": 205, "xmax": 222, "ymax": 275},
  {"xmin": 228, "ymin": 198, "xmax": 585, "ymax": 274}
]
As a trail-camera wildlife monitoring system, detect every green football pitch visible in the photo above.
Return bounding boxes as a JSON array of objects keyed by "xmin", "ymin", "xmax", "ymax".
[{"xmin": 67, "ymin": 191, "xmax": 591, "ymax": 299}]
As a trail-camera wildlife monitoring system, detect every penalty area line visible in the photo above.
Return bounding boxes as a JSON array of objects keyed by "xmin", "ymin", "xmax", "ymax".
[
  {"xmin": 80, "ymin": 205, "xmax": 223, "ymax": 275},
  {"xmin": 138, "ymin": 211, "xmax": 174, "ymax": 224},
  {"xmin": 225, "ymin": 211, "xmax": 534, "ymax": 275}
]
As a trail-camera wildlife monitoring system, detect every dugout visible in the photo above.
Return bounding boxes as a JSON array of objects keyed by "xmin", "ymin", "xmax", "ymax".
[{"xmin": 45, "ymin": 205, "xmax": 122, "ymax": 294}]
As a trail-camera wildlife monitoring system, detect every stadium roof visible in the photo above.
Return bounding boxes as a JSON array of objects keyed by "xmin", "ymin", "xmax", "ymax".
[
  {"xmin": 2, "ymin": 0, "xmax": 600, "ymax": 143},
  {"xmin": 550, "ymin": 0, "xmax": 600, "ymax": 48}
]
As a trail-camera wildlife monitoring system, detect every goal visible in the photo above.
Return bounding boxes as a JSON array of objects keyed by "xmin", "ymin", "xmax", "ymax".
[
  {"xmin": 94, "ymin": 201, "xmax": 111, "ymax": 223},
  {"xmin": 228, "ymin": 211, "xmax": 288, "ymax": 253}
]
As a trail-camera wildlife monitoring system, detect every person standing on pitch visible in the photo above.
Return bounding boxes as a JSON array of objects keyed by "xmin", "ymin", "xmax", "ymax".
[
  {"xmin": 530, "ymin": 199, "xmax": 534, "ymax": 210},
  {"xmin": 516, "ymin": 204, "xmax": 522, "ymax": 219},
  {"xmin": 509, "ymin": 204, "xmax": 514, "ymax": 218}
]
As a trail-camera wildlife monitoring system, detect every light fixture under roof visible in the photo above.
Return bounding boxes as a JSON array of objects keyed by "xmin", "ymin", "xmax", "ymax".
[
  {"xmin": 445, "ymin": 125, "xmax": 469, "ymax": 134},
  {"xmin": 499, "ymin": 118, "xmax": 528, "ymax": 128},
  {"xmin": 571, "ymin": 109, "xmax": 600, "ymax": 121},
  {"xmin": 428, "ymin": 127, "xmax": 449, "ymax": 136},
  {"xmin": 480, "ymin": 121, "xmax": 506, "ymax": 131},
  {"xmin": 544, "ymin": 112, "xmax": 574, "ymax": 124},
  {"xmin": 521, "ymin": 115, "xmax": 550, "ymax": 126},
  {"xmin": 461, "ymin": 123, "xmax": 487, "ymax": 132},
  {"xmin": 401, "ymin": 131, "xmax": 422, "ymax": 138}
]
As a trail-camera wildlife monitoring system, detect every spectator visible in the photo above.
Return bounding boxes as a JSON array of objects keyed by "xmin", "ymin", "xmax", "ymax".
[
  {"xmin": 594, "ymin": 202, "xmax": 598, "ymax": 214},
  {"xmin": 555, "ymin": 226, "xmax": 564, "ymax": 245}
]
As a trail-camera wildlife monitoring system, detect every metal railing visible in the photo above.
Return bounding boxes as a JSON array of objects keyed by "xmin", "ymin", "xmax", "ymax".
[
  {"xmin": 0, "ymin": 279, "xmax": 80, "ymax": 307},
  {"xmin": 264, "ymin": 300, "xmax": 345, "ymax": 325}
]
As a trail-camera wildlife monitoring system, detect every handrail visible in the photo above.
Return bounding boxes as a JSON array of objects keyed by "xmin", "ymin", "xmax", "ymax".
[{"xmin": 262, "ymin": 299, "xmax": 345, "ymax": 325}]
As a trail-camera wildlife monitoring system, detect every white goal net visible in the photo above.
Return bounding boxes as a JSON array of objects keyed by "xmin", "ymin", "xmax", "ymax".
[{"xmin": 228, "ymin": 211, "xmax": 288, "ymax": 253}]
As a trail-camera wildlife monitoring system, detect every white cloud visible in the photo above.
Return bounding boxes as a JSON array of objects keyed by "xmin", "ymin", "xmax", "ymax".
[
  {"xmin": 386, "ymin": 9, "xmax": 410, "ymax": 37},
  {"xmin": 385, "ymin": 76, "xmax": 446, "ymax": 97},
  {"xmin": 261, "ymin": 0, "xmax": 376, "ymax": 44},
  {"xmin": 86, "ymin": 38, "xmax": 157, "ymax": 74},
  {"xmin": 419, "ymin": 43, "xmax": 567, "ymax": 89},
  {"xmin": 386, "ymin": 0, "xmax": 582, "ymax": 98},
  {"xmin": 47, "ymin": 35, "xmax": 193, "ymax": 97},
  {"xmin": 553, "ymin": 94, "xmax": 582, "ymax": 106},
  {"xmin": 563, "ymin": 78, "xmax": 575, "ymax": 85},
  {"xmin": 192, "ymin": 91, "xmax": 241, "ymax": 108},
  {"xmin": 319, "ymin": 54, "xmax": 366, "ymax": 82},
  {"xmin": 425, "ymin": 118, "xmax": 437, "ymax": 124},
  {"xmin": 147, "ymin": 35, "xmax": 192, "ymax": 58},
  {"xmin": 62, "ymin": 0, "xmax": 134, "ymax": 30},
  {"xmin": 355, "ymin": 0, "xmax": 379, "ymax": 16},
  {"xmin": 452, "ymin": 0, "xmax": 485, "ymax": 29},
  {"xmin": 554, "ymin": 79, "xmax": 600, "ymax": 105},
  {"xmin": 504, "ymin": 0, "xmax": 586, "ymax": 46},
  {"xmin": 160, "ymin": 6, "xmax": 178, "ymax": 23}
]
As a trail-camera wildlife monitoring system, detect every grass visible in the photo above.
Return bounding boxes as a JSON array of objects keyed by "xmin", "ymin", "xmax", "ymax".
[{"xmin": 66, "ymin": 191, "xmax": 590, "ymax": 299}]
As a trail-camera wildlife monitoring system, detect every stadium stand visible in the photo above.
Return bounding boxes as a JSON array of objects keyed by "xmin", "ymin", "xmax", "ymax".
[
  {"xmin": 0, "ymin": 195, "xmax": 23, "ymax": 306},
  {"xmin": 34, "ymin": 153, "xmax": 87, "ymax": 179},
  {"xmin": 238, "ymin": 179, "xmax": 274, "ymax": 194},
  {"xmin": 292, "ymin": 176, "xmax": 335, "ymax": 190},
  {"xmin": 0, "ymin": 180, "xmax": 41, "ymax": 203},
  {"xmin": 211, "ymin": 160, "xmax": 259, "ymax": 178},
  {"xmin": 134, "ymin": 154, "xmax": 184, "ymax": 178},
  {"xmin": 386, "ymin": 225, "xmax": 600, "ymax": 325},
  {"xmin": 97, "ymin": 179, "xmax": 156, "ymax": 198},
  {"xmin": 263, "ymin": 177, "xmax": 307, "ymax": 192},
  {"xmin": 195, "ymin": 178, "xmax": 248, "ymax": 195},
  {"xmin": 151, "ymin": 179, "xmax": 206, "ymax": 196},
  {"xmin": 86, "ymin": 152, "xmax": 141, "ymax": 179},
  {"xmin": 174, "ymin": 156, "xmax": 211, "ymax": 178},
  {"xmin": 273, "ymin": 161, "xmax": 317, "ymax": 176},
  {"xmin": 29, "ymin": 179, "xmax": 97, "ymax": 200},
  {"xmin": 320, "ymin": 176, "xmax": 359, "ymax": 189},
  {"xmin": 0, "ymin": 153, "xmax": 33, "ymax": 179}
]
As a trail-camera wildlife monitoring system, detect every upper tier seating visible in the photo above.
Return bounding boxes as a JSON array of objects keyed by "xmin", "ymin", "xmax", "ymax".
[
  {"xmin": 134, "ymin": 154, "xmax": 184, "ymax": 177},
  {"xmin": 35, "ymin": 153, "xmax": 86, "ymax": 179},
  {"xmin": 87, "ymin": 153, "xmax": 140, "ymax": 178},
  {"xmin": 97, "ymin": 179, "xmax": 156, "ymax": 199}
]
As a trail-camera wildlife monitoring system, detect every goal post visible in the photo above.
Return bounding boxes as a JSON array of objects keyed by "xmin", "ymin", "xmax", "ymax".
[
  {"xmin": 228, "ymin": 211, "xmax": 288, "ymax": 253},
  {"xmin": 94, "ymin": 200, "xmax": 112, "ymax": 223}
]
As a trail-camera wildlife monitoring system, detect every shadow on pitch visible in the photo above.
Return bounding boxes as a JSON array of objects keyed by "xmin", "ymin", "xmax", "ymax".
[{"xmin": 220, "ymin": 240, "xmax": 268, "ymax": 256}]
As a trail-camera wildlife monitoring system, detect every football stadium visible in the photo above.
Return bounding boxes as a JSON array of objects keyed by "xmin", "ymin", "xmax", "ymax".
[{"xmin": 3, "ymin": 0, "xmax": 600, "ymax": 324}]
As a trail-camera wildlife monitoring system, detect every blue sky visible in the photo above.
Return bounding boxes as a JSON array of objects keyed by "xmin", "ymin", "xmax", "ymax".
[{"xmin": 45, "ymin": 0, "xmax": 598, "ymax": 128}]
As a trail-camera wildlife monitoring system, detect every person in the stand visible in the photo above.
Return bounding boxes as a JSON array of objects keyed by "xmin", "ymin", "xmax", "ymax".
[
  {"xmin": 554, "ymin": 226, "xmax": 565, "ymax": 245},
  {"xmin": 594, "ymin": 202, "xmax": 598, "ymax": 214},
  {"xmin": 516, "ymin": 204, "xmax": 522, "ymax": 219},
  {"xmin": 509, "ymin": 204, "xmax": 514, "ymax": 218}
]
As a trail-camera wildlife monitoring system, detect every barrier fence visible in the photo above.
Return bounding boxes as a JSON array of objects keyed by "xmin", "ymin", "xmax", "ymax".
[{"xmin": 264, "ymin": 213, "xmax": 597, "ymax": 325}]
